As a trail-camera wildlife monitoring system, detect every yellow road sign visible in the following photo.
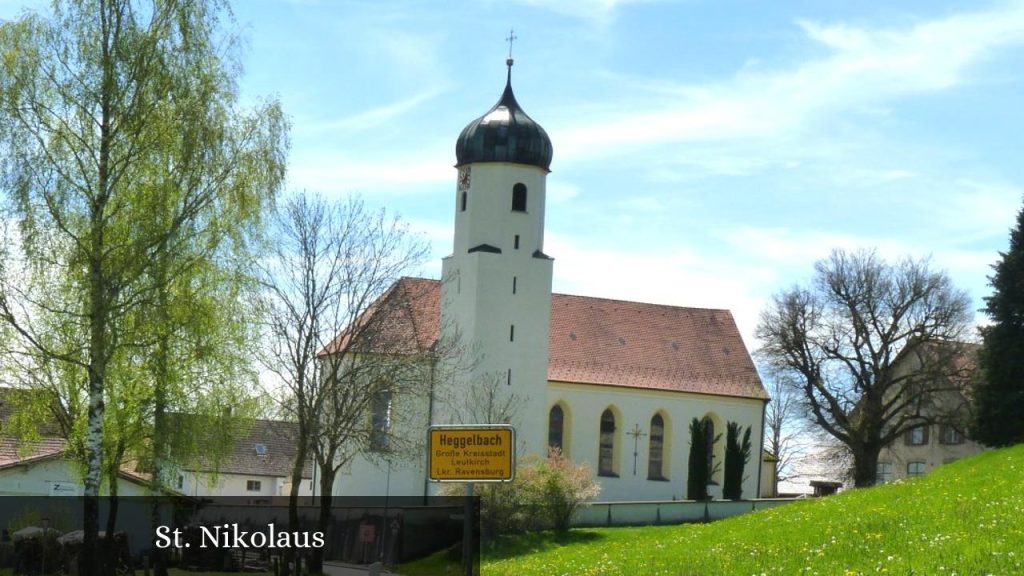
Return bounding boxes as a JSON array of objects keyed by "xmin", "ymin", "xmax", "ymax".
[{"xmin": 428, "ymin": 425, "xmax": 515, "ymax": 482}]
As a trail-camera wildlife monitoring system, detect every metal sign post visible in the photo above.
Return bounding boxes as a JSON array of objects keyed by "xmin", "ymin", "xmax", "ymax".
[
  {"xmin": 462, "ymin": 482, "xmax": 474, "ymax": 576},
  {"xmin": 428, "ymin": 425, "xmax": 515, "ymax": 576}
]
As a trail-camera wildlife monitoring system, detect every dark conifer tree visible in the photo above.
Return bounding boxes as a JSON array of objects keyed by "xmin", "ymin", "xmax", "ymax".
[
  {"xmin": 724, "ymin": 422, "xmax": 752, "ymax": 500},
  {"xmin": 972, "ymin": 204, "xmax": 1024, "ymax": 446},
  {"xmin": 687, "ymin": 418, "xmax": 709, "ymax": 500}
]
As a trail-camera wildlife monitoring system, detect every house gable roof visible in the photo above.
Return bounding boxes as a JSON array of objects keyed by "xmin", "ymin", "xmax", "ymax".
[{"xmin": 348, "ymin": 278, "xmax": 767, "ymax": 400}]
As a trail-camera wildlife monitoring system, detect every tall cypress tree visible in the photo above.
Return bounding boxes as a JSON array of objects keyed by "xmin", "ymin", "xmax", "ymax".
[
  {"xmin": 972, "ymin": 203, "xmax": 1024, "ymax": 446},
  {"xmin": 723, "ymin": 422, "xmax": 752, "ymax": 500},
  {"xmin": 687, "ymin": 418, "xmax": 709, "ymax": 500}
]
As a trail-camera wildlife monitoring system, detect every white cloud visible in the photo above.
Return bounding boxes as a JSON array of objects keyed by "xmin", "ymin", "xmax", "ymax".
[
  {"xmin": 287, "ymin": 149, "xmax": 452, "ymax": 194},
  {"xmin": 552, "ymin": 3, "xmax": 1024, "ymax": 166},
  {"xmin": 546, "ymin": 232, "xmax": 776, "ymax": 347},
  {"xmin": 507, "ymin": 0, "xmax": 670, "ymax": 24},
  {"xmin": 547, "ymin": 182, "xmax": 582, "ymax": 204},
  {"xmin": 296, "ymin": 87, "xmax": 449, "ymax": 135}
]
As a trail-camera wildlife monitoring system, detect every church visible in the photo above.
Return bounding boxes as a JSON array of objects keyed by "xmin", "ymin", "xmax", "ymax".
[{"xmin": 332, "ymin": 58, "xmax": 770, "ymax": 502}]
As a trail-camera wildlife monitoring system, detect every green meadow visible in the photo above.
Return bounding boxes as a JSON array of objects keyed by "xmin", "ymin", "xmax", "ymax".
[{"xmin": 404, "ymin": 444, "xmax": 1024, "ymax": 575}]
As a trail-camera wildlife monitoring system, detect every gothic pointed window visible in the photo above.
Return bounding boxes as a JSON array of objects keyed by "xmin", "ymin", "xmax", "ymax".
[
  {"xmin": 599, "ymin": 409, "xmax": 617, "ymax": 477},
  {"xmin": 512, "ymin": 183, "xmax": 527, "ymax": 212},
  {"xmin": 648, "ymin": 414, "xmax": 666, "ymax": 480},
  {"xmin": 548, "ymin": 405, "xmax": 564, "ymax": 451}
]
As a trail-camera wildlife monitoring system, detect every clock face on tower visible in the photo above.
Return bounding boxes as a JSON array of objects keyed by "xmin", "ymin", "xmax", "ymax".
[{"xmin": 458, "ymin": 166, "xmax": 471, "ymax": 193}]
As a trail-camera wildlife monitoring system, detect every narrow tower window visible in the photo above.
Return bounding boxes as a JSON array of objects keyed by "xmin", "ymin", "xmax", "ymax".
[
  {"xmin": 460, "ymin": 192, "xmax": 467, "ymax": 212},
  {"xmin": 510, "ymin": 324, "xmax": 515, "ymax": 342},
  {"xmin": 512, "ymin": 276, "xmax": 517, "ymax": 294},
  {"xmin": 507, "ymin": 368, "xmax": 512, "ymax": 386},
  {"xmin": 514, "ymin": 235, "xmax": 520, "ymax": 249},
  {"xmin": 512, "ymin": 183, "xmax": 527, "ymax": 212}
]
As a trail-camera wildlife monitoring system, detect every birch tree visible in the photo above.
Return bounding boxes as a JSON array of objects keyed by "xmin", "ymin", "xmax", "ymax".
[{"xmin": 0, "ymin": 1, "xmax": 287, "ymax": 573}]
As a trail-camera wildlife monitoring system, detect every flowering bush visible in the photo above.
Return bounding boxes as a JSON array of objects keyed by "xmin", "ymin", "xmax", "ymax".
[{"xmin": 443, "ymin": 447, "xmax": 600, "ymax": 537}]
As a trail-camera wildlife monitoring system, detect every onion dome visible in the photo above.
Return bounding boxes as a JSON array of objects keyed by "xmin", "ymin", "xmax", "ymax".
[{"xmin": 455, "ymin": 60, "xmax": 553, "ymax": 170}]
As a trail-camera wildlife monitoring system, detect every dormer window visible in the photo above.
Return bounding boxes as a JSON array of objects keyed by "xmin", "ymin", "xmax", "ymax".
[{"xmin": 512, "ymin": 183, "xmax": 527, "ymax": 212}]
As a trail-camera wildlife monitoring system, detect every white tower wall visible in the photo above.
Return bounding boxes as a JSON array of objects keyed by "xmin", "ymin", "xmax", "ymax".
[{"xmin": 439, "ymin": 161, "xmax": 553, "ymax": 456}]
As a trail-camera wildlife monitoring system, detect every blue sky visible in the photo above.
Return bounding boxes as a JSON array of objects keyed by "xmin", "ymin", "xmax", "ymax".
[{"xmin": 3, "ymin": 0, "xmax": 1023, "ymax": 347}]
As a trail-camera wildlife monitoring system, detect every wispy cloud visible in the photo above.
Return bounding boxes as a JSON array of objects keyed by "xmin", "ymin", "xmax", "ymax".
[
  {"xmin": 296, "ymin": 86, "xmax": 449, "ymax": 135},
  {"xmin": 553, "ymin": 2, "xmax": 1024, "ymax": 165},
  {"xmin": 508, "ymin": 0, "xmax": 669, "ymax": 24}
]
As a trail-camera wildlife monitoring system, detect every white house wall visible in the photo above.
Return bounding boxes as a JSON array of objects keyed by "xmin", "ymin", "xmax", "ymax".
[
  {"xmin": 177, "ymin": 470, "xmax": 312, "ymax": 498},
  {"xmin": 0, "ymin": 458, "xmax": 151, "ymax": 496}
]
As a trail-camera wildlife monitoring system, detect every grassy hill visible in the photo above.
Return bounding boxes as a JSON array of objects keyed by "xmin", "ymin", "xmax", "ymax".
[{"xmin": 464, "ymin": 445, "xmax": 1024, "ymax": 575}]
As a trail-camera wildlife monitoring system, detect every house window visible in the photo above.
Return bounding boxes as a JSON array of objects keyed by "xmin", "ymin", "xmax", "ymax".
[
  {"xmin": 598, "ymin": 409, "xmax": 617, "ymax": 477},
  {"xmin": 246, "ymin": 480, "xmax": 262, "ymax": 492},
  {"xmin": 907, "ymin": 461, "xmax": 926, "ymax": 477},
  {"xmin": 548, "ymin": 405, "xmax": 564, "ymax": 451},
  {"xmin": 512, "ymin": 183, "xmax": 527, "ymax": 212},
  {"xmin": 905, "ymin": 425, "xmax": 929, "ymax": 446},
  {"xmin": 370, "ymin": 388, "xmax": 392, "ymax": 451},
  {"xmin": 648, "ymin": 414, "xmax": 666, "ymax": 480},
  {"xmin": 876, "ymin": 462, "xmax": 893, "ymax": 483},
  {"xmin": 939, "ymin": 425, "xmax": 964, "ymax": 445}
]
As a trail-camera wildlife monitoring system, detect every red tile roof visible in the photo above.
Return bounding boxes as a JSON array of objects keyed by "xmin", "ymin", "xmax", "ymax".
[
  {"xmin": 203, "ymin": 418, "xmax": 314, "ymax": 479},
  {"xmin": 322, "ymin": 277, "xmax": 441, "ymax": 356},
  {"xmin": 170, "ymin": 416, "xmax": 314, "ymax": 479},
  {"xmin": 350, "ymin": 278, "xmax": 767, "ymax": 400},
  {"xmin": 548, "ymin": 294, "xmax": 766, "ymax": 399},
  {"xmin": 0, "ymin": 436, "xmax": 66, "ymax": 469}
]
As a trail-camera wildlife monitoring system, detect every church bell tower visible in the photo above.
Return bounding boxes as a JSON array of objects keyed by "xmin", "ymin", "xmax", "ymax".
[{"xmin": 438, "ymin": 56, "xmax": 554, "ymax": 454}]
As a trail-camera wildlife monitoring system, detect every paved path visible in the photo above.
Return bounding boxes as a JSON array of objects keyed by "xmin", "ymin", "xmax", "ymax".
[{"xmin": 322, "ymin": 560, "xmax": 401, "ymax": 576}]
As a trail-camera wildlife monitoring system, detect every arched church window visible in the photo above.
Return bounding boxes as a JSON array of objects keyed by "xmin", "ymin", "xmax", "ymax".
[
  {"xmin": 512, "ymin": 183, "xmax": 527, "ymax": 212},
  {"xmin": 599, "ymin": 409, "xmax": 617, "ymax": 477},
  {"xmin": 548, "ymin": 405, "xmax": 564, "ymax": 451},
  {"xmin": 648, "ymin": 413, "xmax": 666, "ymax": 480},
  {"xmin": 370, "ymin": 387, "xmax": 392, "ymax": 451}
]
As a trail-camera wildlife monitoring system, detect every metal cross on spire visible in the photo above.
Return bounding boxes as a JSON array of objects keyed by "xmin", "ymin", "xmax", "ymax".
[
  {"xmin": 506, "ymin": 28, "xmax": 518, "ymax": 60},
  {"xmin": 627, "ymin": 423, "xmax": 647, "ymax": 476}
]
